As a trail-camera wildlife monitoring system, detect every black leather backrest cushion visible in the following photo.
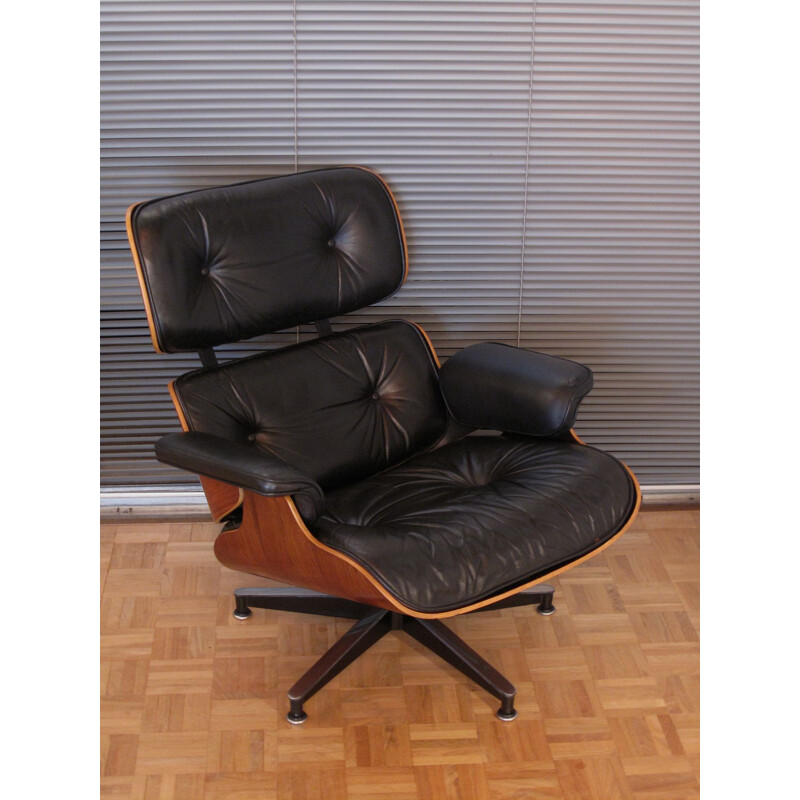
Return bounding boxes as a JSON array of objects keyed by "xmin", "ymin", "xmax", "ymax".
[
  {"xmin": 172, "ymin": 321, "xmax": 449, "ymax": 490},
  {"xmin": 129, "ymin": 167, "xmax": 405, "ymax": 352}
]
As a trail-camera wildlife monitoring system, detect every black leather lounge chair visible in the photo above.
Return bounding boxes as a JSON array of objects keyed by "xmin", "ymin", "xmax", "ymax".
[{"xmin": 126, "ymin": 166, "xmax": 640, "ymax": 723}]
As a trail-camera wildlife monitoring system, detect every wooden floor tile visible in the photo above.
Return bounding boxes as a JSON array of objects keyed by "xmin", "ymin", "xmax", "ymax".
[
  {"xmin": 100, "ymin": 776, "xmax": 132, "ymax": 799},
  {"xmin": 627, "ymin": 611, "xmax": 698, "ymax": 645},
  {"xmin": 526, "ymin": 646, "xmax": 592, "ymax": 682},
  {"xmin": 616, "ymin": 583, "xmax": 683, "ymax": 611},
  {"xmin": 484, "ymin": 762, "xmax": 562, "ymax": 799},
  {"xmin": 206, "ymin": 729, "xmax": 277, "ymax": 773},
  {"xmin": 155, "ymin": 597, "xmax": 219, "ymax": 629},
  {"xmin": 339, "ymin": 651, "xmax": 405, "ymax": 688},
  {"xmin": 534, "ymin": 679, "xmax": 604, "ymax": 719},
  {"xmin": 134, "ymin": 732, "xmax": 209, "ymax": 775},
  {"xmin": 413, "ymin": 764, "xmax": 493, "ymax": 800},
  {"xmin": 340, "ymin": 686, "xmax": 411, "ymax": 726},
  {"xmin": 104, "ymin": 569, "xmax": 164, "ymax": 598},
  {"xmin": 475, "ymin": 718, "xmax": 551, "ymax": 763},
  {"xmin": 100, "ymin": 509, "xmax": 700, "ymax": 798},
  {"xmin": 146, "ymin": 659, "xmax": 215, "ymax": 696},
  {"xmin": 277, "ymin": 726, "xmax": 346, "ymax": 764},
  {"xmin": 671, "ymin": 713, "xmax": 700, "ymax": 759},
  {"xmin": 277, "ymin": 764, "xmax": 347, "ymax": 800},
  {"xmin": 204, "ymin": 771, "xmax": 277, "ymax": 800},
  {"xmin": 210, "ymin": 698, "xmax": 278, "ymax": 731},
  {"xmin": 402, "ymin": 683, "xmax": 474, "ymax": 725},
  {"xmin": 595, "ymin": 678, "xmax": 668, "ymax": 716},
  {"xmin": 113, "ymin": 523, "xmax": 170, "ymax": 544},
  {"xmin": 621, "ymin": 755, "xmax": 699, "ymax": 799},
  {"xmin": 560, "ymin": 580, "xmax": 626, "ymax": 615},
  {"xmin": 103, "ymin": 659, "xmax": 150, "ymax": 699},
  {"xmin": 111, "ymin": 542, "xmax": 167, "ymax": 570},
  {"xmin": 408, "ymin": 723, "xmax": 484, "ymax": 766},
  {"xmin": 640, "ymin": 642, "xmax": 700, "ymax": 675},
  {"xmin": 160, "ymin": 565, "xmax": 220, "ymax": 599},
  {"xmin": 554, "ymin": 755, "xmax": 634, "ymax": 799},
  {"xmin": 151, "ymin": 626, "xmax": 215, "ymax": 660},
  {"xmin": 101, "ymin": 632, "xmax": 155, "ymax": 663},
  {"xmin": 544, "ymin": 717, "xmax": 616, "ymax": 761},
  {"xmin": 102, "ymin": 597, "xmax": 159, "ymax": 632},
  {"xmin": 141, "ymin": 693, "xmax": 212, "ymax": 733},
  {"xmin": 573, "ymin": 614, "xmax": 639, "ymax": 646},
  {"xmin": 516, "ymin": 610, "xmax": 580, "ymax": 649},
  {"xmin": 130, "ymin": 773, "xmax": 207, "ymax": 800},
  {"xmin": 583, "ymin": 644, "xmax": 650, "ymax": 680},
  {"xmin": 344, "ymin": 722, "xmax": 413, "ymax": 767},
  {"xmin": 345, "ymin": 766, "xmax": 418, "ymax": 798},
  {"xmin": 102, "ymin": 734, "xmax": 139, "ymax": 777},
  {"xmin": 102, "ymin": 699, "xmax": 145, "ymax": 735}
]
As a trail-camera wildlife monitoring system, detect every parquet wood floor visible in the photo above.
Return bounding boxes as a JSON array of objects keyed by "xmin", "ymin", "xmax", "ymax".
[{"xmin": 100, "ymin": 508, "xmax": 699, "ymax": 799}]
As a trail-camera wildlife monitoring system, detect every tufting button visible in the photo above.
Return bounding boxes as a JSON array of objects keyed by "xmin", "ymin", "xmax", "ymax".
[
  {"xmin": 201, "ymin": 267, "xmax": 210, "ymax": 276},
  {"xmin": 247, "ymin": 433, "xmax": 256, "ymax": 442},
  {"xmin": 372, "ymin": 392, "xmax": 380, "ymax": 401},
  {"xmin": 327, "ymin": 238, "xmax": 336, "ymax": 248}
]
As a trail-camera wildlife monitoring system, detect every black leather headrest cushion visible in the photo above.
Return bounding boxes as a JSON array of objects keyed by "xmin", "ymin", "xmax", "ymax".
[{"xmin": 127, "ymin": 166, "xmax": 406, "ymax": 352}]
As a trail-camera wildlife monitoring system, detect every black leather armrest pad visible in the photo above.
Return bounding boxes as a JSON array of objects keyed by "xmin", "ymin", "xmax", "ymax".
[
  {"xmin": 155, "ymin": 431, "xmax": 324, "ymax": 523},
  {"xmin": 438, "ymin": 343, "xmax": 593, "ymax": 437}
]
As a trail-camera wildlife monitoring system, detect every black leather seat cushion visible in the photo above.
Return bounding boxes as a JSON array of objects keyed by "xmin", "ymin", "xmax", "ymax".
[{"xmin": 312, "ymin": 435, "xmax": 637, "ymax": 613}]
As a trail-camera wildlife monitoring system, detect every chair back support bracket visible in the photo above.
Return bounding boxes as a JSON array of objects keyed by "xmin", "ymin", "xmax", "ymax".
[{"xmin": 197, "ymin": 348, "xmax": 218, "ymax": 369}]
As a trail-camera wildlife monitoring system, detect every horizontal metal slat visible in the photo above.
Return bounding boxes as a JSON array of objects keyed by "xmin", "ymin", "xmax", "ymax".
[{"xmin": 100, "ymin": 0, "xmax": 698, "ymax": 486}]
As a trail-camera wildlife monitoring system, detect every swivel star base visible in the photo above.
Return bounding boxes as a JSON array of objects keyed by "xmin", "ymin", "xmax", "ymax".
[{"xmin": 232, "ymin": 584, "xmax": 556, "ymax": 723}]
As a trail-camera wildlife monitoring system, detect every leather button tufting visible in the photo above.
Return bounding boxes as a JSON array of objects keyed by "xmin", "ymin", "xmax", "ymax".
[
  {"xmin": 372, "ymin": 392, "xmax": 380, "ymax": 401},
  {"xmin": 128, "ymin": 167, "xmax": 408, "ymax": 352},
  {"xmin": 247, "ymin": 433, "xmax": 256, "ymax": 442},
  {"xmin": 314, "ymin": 435, "xmax": 637, "ymax": 613}
]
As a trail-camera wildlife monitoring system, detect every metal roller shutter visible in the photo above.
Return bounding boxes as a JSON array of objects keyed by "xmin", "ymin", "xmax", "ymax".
[{"xmin": 100, "ymin": 0, "xmax": 699, "ymax": 492}]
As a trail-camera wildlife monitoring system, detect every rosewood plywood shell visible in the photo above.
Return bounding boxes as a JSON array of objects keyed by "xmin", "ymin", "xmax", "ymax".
[
  {"xmin": 211, "ymin": 453, "xmax": 641, "ymax": 620},
  {"xmin": 213, "ymin": 492, "xmax": 406, "ymax": 613}
]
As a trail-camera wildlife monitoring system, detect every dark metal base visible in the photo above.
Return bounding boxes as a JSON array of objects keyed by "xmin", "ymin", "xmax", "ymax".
[{"xmin": 232, "ymin": 583, "xmax": 555, "ymax": 723}]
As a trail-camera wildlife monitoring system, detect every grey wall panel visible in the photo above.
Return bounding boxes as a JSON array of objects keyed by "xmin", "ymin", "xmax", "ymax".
[
  {"xmin": 100, "ymin": 0, "xmax": 699, "ymax": 487},
  {"xmin": 295, "ymin": 1, "xmax": 536, "ymax": 353},
  {"xmin": 519, "ymin": 0, "xmax": 699, "ymax": 482},
  {"xmin": 101, "ymin": 1, "xmax": 299, "ymax": 484}
]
